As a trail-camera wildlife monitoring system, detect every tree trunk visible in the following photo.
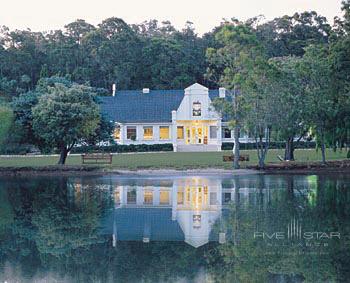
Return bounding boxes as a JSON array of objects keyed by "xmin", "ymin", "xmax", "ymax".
[
  {"xmin": 256, "ymin": 127, "xmax": 271, "ymax": 170},
  {"xmin": 58, "ymin": 146, "xmax": 68, "ymax": 165},
  {"xmin": 258, "ymin": 157, "xmax": 265, "ymax": 170},
  {"xmin": 320, "ymin": 130, "xmax": 326, "ymax": 164},
  {"xmin": 233, "ymin": 126, "xmax": 240, "ymax": 169},
  {"xmin": 284, "ymin": 137, "xmax": 295, "ymax": 161},
  {"xmin": 321, "ymin": 141, "xmax": 326, "ymax": 164}
]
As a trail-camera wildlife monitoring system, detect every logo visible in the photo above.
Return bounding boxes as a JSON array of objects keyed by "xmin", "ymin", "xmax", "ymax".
[
  {"xmin": 253, "ymin": 218, "xmax": 341, "ymax": 241},
  {"xmin": 287, "ymin": 218, "xmax": 302, "ymax": 240}
]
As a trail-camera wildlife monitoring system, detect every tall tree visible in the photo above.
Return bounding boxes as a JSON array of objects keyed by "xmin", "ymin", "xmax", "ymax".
[
  {"xmin": 32, "ymin": 83, "xmax": 100, "ymax": 164},
  {"xmin": 299, "ymin": 45, "xmax": 334, "ymax": 163},
  {"xmin": 268, "ymin": 57, "xmax": 308, "ymax": 161},
  {"xmin": 207, "ymin": 20, "xmax": 266, "ymax": 168}
]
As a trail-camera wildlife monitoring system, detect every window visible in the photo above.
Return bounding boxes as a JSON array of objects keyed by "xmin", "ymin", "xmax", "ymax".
[
  {"xmin": 115, "ymin": 189, "xmax": 120, "ymax": 204},
  {"xmin": 114, "ymin": 125, "xmax": 121, "ymax": 140},
  {"xmin": 223, "ymin": 192, "xmax": 231, "ymax": 204},
  {"xmin": 192, "ymin": 101, "xmax": 201, "ymax": 116},
  {"xmin": 210, "ymin": 192, "xmax": 217, "ymax": 205},
  {"xmin": 210, "ymin": 126, "xmax": 217, "ymax": 139},
  {"xmin": 127, "ymin": 126, "xmax": 137, "ymax": 140},
  {"xmin": 222, "ymin": 127, "xmax": 232, "ymax": 139},
  {"xmin": 144, "ymin": 190, "xmax": 153, "ymax": 204},
  {"xmin": 143, "ymin": 126, "xmax": 153, "ymax": 140},
  {"xmin": 177, "ymin": 126, "xmax": 184, "ymax": 139},
  {"xmin": 127, "ymin": 188, "xmax": 136, "ymax": 204},
  {"xmin": 177, "ymin": 188, "xmax": 184, "ymax": 205},
  {"xmin": 159, "ymin": 126, "xmax": 170, "ymax": 140},
  {"xmin": 160, "ymin": 190, "xmax": 170, "ymax": 205}
]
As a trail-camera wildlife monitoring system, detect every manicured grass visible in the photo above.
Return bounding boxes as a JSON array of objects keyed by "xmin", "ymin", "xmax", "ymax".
[{"xmin": 0, "ymin": 149, "xmax": 348, "ymax": 170}]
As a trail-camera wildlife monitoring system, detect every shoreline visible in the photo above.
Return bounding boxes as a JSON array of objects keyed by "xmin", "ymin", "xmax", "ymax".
[{"xmin": 0, "ymin": 164, "xmax": 349, "ymax": 177}]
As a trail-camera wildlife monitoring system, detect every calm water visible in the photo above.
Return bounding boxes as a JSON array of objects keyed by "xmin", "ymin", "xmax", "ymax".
[{"xmin": 0, "ymin": 173, "xmax": 349, "ymax": 283}]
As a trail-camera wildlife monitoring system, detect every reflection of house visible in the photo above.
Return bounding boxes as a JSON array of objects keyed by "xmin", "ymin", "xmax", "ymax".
[
  {"xmin": 96, "ymin": 176, "xmax": 275, "ymax": 248},
  {"xmin": 102, "ymin": 177, "xmax": 231, "ymax": 248},
  {"xmin": 100, "ymin": 83, "xmax": 253, "ymax": 152}
]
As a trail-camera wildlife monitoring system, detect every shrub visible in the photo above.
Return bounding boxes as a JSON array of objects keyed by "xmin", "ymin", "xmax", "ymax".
[
  {"xmin": 71, "ymin": 143, "xmax": 174, "ymax": 154},
  {"xmin": 222, "ymin": 141, "xmax": 316, "ymax": 151}
]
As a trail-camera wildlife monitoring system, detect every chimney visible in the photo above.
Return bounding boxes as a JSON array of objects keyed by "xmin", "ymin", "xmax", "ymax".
[
  {"xmin": 112, "ymin": 84, "xmax": 116, "ymax": 96},
  {"xmin": 219, "ymin": 87, "xmax": 226, "ymax": 98},
  {"xmin": 142, "ymin": 88, "xmax": 150, "ymax": 94}
]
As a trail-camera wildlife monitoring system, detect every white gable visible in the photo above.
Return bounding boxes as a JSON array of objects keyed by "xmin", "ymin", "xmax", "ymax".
[
  {"xmin": 175, "ymin": 83, "xmax": 219, "ymax": 120},
  {"xmin": 185, "ymin": 83, "xmax": 208, "ymax": 92}
]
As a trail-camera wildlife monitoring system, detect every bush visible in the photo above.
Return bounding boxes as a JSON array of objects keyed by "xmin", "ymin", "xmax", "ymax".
[
  {"xmin": 347, "ymin": 150, "xmax": 350, "ymax": 159},
  {"xmin": 71, "ymin": 143, "xmax": 174, "ymax": 154}
]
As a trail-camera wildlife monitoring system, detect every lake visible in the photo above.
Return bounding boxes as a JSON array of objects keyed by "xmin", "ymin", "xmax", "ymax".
[{"xmin": 0, "ymin": 173, "xmax": 349, "ymax": 282}]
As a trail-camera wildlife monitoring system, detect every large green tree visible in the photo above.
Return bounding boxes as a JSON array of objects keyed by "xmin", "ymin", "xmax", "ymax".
[
  {"xmin": 207, "ymin": 20, "xmax": 270, "ymax": 168},
  {"xmin": 267, "ymin": 57, "xmax": 309, "ymax": 161},
  {"xmin": 32, "ymin": 83, "xmax": 100, "ymax": 164},
  {"xmin": 299, "ymin": 45, "xmax": 334, "ymax": 163}
]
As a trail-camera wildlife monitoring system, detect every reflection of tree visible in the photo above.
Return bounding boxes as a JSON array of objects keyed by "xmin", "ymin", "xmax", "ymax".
[
  {"xmin": 0, "ymin": 177, "xmax": 113, "ymax": 281},
  {"xmin": 206, "ymin": 175, "xmax": 350, "ymax": 282},
  {"xmin": 103, "ymin": 242, "xmax": 207, "ymax": 282},
  {"xmin": 31, "ymin": 178, "xmax": 107, "ymax": 256}
]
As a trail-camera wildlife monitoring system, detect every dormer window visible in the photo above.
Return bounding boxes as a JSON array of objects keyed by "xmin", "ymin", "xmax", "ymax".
[{"xmin": 193, "ymin": 101, "xmax": 201, "ymax": 117}]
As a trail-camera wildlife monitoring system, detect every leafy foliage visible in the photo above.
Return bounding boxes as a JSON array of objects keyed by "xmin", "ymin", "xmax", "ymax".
[{"xmin": 32, "ymin": 83, "xmax": 100, "ymax": 164}]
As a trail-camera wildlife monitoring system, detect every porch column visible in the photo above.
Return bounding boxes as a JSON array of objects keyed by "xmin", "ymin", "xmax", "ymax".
[
  {"xmin": 120, "ymin": 186, "xmax": 127, "ymax": 206},
  {"xmin": 120, "ymin": 124, "xmax": 125, "ymax": 145},
  {"xmin": 217, "ymin": 119, "xmax": 222, "ymax": 151},
  {"xmin": 154, "ymin": 126, "xmax": 160, "ymax": 142},
  {"xmin": 136, "ymin": 187, "xmax": 143, "ymax": 205},
  {"xmin": 171, "ymin": 110, "xmax": 177, "ymax": 152},
  {"xmin": 136, "ymin": 125, "xmax": 143, "ymax": 142},
  {"xmin": 172, "ymin": 183, "xmax": 177, "ymax": 220},
  {"xmin": 153, "ymin": 187, "xmax": 160, "ymax": 205}
]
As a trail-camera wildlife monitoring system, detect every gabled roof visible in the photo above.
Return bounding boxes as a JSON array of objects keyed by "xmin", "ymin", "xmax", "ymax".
[{"xmin": 98, "ymin": 89, "xmax": 220, "ymax": 123}]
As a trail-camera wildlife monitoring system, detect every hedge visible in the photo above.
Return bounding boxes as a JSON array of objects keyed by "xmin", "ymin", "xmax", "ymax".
[
  {"xmin": 71, "ymin": 143, "xmax": 174, "ymax": 153},
  {"xmin": 222, "ymin": 141, "xmax": 316, "ymax": 151}
]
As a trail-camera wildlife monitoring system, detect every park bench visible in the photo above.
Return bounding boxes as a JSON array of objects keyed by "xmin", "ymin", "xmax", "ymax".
[
  {"xmin": 81, "ymin": 153, "xmax": 113, "ymax": 164},
  {"xmin": 223, "ymin": 154, "xmax": 249, "ymax": 162}
]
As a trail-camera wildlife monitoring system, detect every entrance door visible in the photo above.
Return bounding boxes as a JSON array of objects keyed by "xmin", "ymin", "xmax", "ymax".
[
  {"xmin": 189, "ymin": 126, "xmax": 203, "ymax": 144},
  {"xmin": 197, "ymin": 127, "xmax": 203, "ymax": 144},
  {"xmin": 191, "ymin": 127, "xmax": 196, "ymax": 144},
  {"xmin": 185, "ymin": 125, "xmax": 208, "ymax": 145}
]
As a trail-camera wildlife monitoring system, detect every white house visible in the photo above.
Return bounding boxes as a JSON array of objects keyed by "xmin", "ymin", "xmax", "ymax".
[{"xmin": 100, "ymin": 83, "xmax": 252, "ymax": 152}]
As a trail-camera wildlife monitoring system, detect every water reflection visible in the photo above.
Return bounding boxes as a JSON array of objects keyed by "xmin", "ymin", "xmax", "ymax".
[{"xmin": 0, "ymin": 174, "xmax": 349, "ymax": 282}]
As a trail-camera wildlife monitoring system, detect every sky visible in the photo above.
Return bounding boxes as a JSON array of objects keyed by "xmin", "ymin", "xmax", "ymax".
[{"xmin": 0, "ymin": 0, "xmax": 344, "ymax": 34}]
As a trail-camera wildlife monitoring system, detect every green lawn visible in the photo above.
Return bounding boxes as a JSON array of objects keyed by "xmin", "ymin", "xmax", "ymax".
[{"xmin": 0, "ymin": 149, "xmax": 348, "ymax": 170}]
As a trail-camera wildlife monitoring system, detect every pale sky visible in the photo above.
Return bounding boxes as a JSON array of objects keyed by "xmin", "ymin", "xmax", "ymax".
[{"xmin": 0, "ymin": 0, "xmax": 343, "ymax": 34}]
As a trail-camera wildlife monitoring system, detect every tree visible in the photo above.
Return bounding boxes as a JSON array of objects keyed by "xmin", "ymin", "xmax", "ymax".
[
  {"xmin": 328, "ymin": 35, "xmax": 350, "ymax": 153},
  {"xmin": 207, "ymin": 20, "xmax": 266, "ymax": 169},
  {"xmin": 0, "ymin": 104, "xmax": 13, "ymax": 150},
  {"xmin": 299, "ymin": 45, "xmax": 334, "ymax": 163},
  {"xmin": 32, "ymin": 83, "xmax": 100, "ymax": 164},
  {"xmin": 268, "ymin": 57, "xmax": 308, "ymax": 161},
  {"xmin": 64, "ymin": 19, "xmax": 95, "ymax": 44},
  {"xmin": 257, "ymin": 11, "xmax": 331, "ymax": 58},
  {"xmin": 84, "ymin": 114, "xmax": 114, "ymax": 146},
  {"xmin": 240, "ymin": 56, "xmax": 277, "ymax": 169}
]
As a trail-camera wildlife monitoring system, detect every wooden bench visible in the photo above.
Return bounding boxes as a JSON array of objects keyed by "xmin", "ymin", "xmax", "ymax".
[
  {"xmin": 223, "ymin": 154, "xmax": 250, "ymax": 162},
  {"xmin": 82, "ymin": 153, "xmax": 113, "ymax": 164}
]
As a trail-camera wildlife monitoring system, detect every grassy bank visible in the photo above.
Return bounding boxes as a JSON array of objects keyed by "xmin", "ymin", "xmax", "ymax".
[{"xmin": 0, "ymin": 149, "xmax": 348, "ymax": 170}]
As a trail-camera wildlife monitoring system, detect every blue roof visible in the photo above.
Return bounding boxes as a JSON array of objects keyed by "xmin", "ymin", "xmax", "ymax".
[
  {"xmin": 100, "ymin": 207, "xmax": 233, "ymax": 243},
  {"xmin": 98, "ymin": 89, "xmax": 220, "ymax": 123},
  {"xmin": 101, "ymin": 208, "xmax": 185, "ymax": 241}
]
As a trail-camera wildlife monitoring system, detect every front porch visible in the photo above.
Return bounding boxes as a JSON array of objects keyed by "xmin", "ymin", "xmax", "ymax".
[{"xmin": 173, "ymin": 120, "xmax": 221, "ymax": 152}]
